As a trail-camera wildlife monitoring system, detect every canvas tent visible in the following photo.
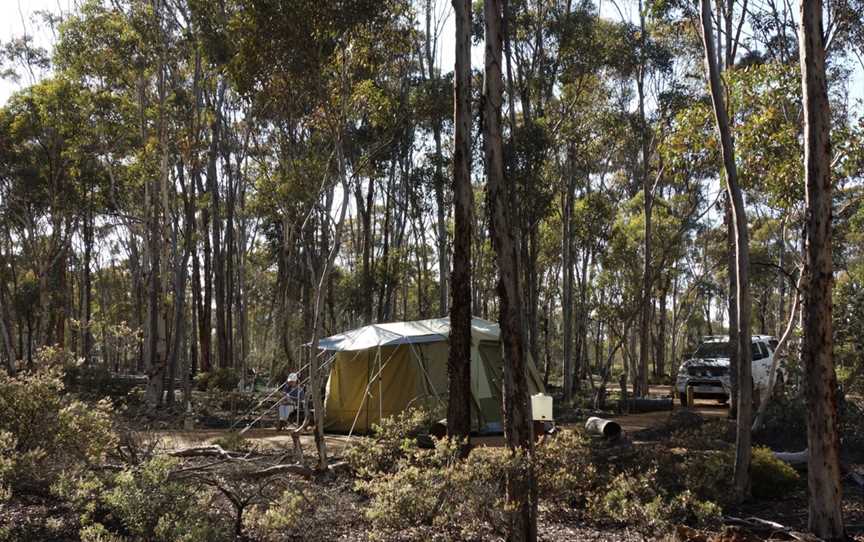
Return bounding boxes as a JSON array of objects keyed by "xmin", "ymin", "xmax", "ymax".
[{"xmin": 320, "ymin": 317, "xmax": 545, "ymax": 433}]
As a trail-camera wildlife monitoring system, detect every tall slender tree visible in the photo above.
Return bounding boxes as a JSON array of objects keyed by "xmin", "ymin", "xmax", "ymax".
[
  {"xmin": 446, "ymin": 0, "xmax": 473, "ymax": 445},
  {"xmin": 799, "ymin": 0, "xmax": 845, "ymax": 537},
  {"xmin": 698, "ymin": 0, "xmax": 753, "ymax": 500},
  {"xmin": 484, "ymin": 0, "xmax": 536, "ymax": 538}
]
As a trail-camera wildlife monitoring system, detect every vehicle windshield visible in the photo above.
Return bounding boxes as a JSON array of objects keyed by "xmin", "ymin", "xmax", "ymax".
[
  {"xmin": 693, "ymin": 341, "xmax": 769, "ymax": 360},
  {"xmin": 694, "ymin": 342, "xmax": 729, "ymax": 358}
]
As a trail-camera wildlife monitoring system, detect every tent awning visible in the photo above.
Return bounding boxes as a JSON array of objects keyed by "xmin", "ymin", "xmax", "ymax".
[{"xmin": 317, "ymin": 317, "xmax": 500, "ymax": 351}]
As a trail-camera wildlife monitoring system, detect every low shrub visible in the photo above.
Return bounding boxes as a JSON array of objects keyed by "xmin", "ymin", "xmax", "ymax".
[
  {"xmin": 211, "ymin": 432, "xmax": 250, "ymax": 452},
  {"xmin": 344, "ymin": 407, "xmax": 433, "ymax": 478},
  {"xmin": 840, "ymin": 399, "xmax": 864, "ymax": 462},
  {"xmin": 0, "ymin": 368, "xmax": 117, "ymax": 495},
  {"xmin": 102, "ymin": 456, "xmax": 229, "ymax": 542},
  {"xmin": 677, "ymin": 450, "xmax": 734, "ymax": 507},
  {"xmin": 754, "ymin": 396, "xmax": 808, "ymax": 450},
  {"xmin": 599, "ymin": 468, "xmax": 722, "ymax": 533},
  {"xmin": 534, "ymin": 429, "xmax": 604, "ymax": 516},
  {"xmin": 244, "ymin": 489, "xmax": 313, "ymax": 541},
  {"xmin": 750, "ymin": 446, "xmax": 800, "ymax": 499},
  {"xmin": 669, "ymin": 419, "xmax": 733, "ymax": 451},
  {"xmin": 196, "ymin": 368, "xmax": 240, "ymax": 392},
  {"xmin": 0, "ymin": 431, "xmax": 14, "ymax": 503},
  {"xmin": 359, "ymin": 438, "xmax": 512, "ymax": 541}
]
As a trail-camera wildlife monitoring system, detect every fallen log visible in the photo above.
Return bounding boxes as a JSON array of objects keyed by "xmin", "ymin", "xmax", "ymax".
[
  {"xmin": 723, "ymin": 516, "xmax": 818, "ymax": 542},
  {"xmin": 625, "ymin": 397, "xmax": 673, "ymax": 413},
  {"xmin": 245, "ymin": 464, "xmax": 314, "ymax": 480},
  {"xmin": 774, "ymin": 449, "xmax": 808, "ymax": 466},
  {"xmin": 585, "ymin": 417, "xmax": 622, "ymax": 439},
  {"xmin": 168, "ymin": 445, "xmax": 244, "ymax": 460}
]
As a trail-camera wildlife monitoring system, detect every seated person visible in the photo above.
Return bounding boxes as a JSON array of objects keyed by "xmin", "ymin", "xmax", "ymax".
[{"xmin": 277, "ymin": 373, "xmax": 305, "ymax": 429}]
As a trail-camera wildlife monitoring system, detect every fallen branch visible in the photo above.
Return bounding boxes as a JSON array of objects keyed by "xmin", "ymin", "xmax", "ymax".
[
  {"xmin": 245, "ymin": 464, "xmax": 314, "ymax": 480},
  {"xmin": 168, "ymin": 445, "xmax": 244, "ymax": 460},
  {"xmin": 774, "ymin": 449, "xmax": 809, "ymax": 466},
  {"xmin": 723, "ymin": 516, "xmax": 818, "ymax": 541}
]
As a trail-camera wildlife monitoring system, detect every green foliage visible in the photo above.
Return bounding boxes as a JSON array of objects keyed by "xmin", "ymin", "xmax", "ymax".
[
  {"xmin": 0, "ymin": 431, "xmax": 14, "ymax": 503},
  {"xmin": 359, "ymin": 438, "xmax": 511, "ymax": 541},
  {"xmin": 103, "ymin": 456, "xmax": 228, "ymax": 542},
  {"xmin": 78, "ymin": 523, "xmax": 127, "ymax": 542},
  {"xmin": 534, "ymin": 429, "xmax": 602, "ymax": 515},
  {"xmin": 754, "ymin": 395, "xmax": 808, "ymax": 450},
  {"xmin": 668, "ymin": 419, "xmax": 734, "ymax": 451},
  {"xmin": 196, "ymin": 367, "xmax": 240, "ymax": 392},
  {"xmin": 749, "ymin": 446, "xmax": 800, "ymax": 499},
  {"xmin": 600, "ymin": 468, "xmax": 722, "ymax": 533},
  {"xmin": 344, "ymin": 407, "xmax": 433, "ymax": 478},
  {"xmin": 211, "ymin": 432, "xmax": 250, "ymax": 452},
  {"xmin": 0, "ymin": 367, "xmax": 117, "ymax": 494},
  {"xmin": 244, "ymin": 489, "xmax": 312, "ymax": 541}
]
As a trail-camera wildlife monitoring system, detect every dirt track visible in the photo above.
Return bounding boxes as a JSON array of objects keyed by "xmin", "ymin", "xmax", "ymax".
[{"xmin": 151, "ymin": 386, "xmax": 731, "ymax": 453}]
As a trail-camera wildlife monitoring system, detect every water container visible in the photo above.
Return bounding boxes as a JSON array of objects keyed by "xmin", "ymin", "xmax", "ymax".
[{"xmin": 531, "ymin": 393, "xmax": 553, "ymax": 421}]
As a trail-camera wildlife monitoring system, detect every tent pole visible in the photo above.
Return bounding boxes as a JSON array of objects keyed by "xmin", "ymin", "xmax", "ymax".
[
  {"xmin": 346, "ymin": 346, "xmax": 401, "ymax": 439},
  {"xmin": 378, "ymin": 347, "xmax": 383, "ymax": 423},
  {"xmin": 408, "ymin": 342, "xmax": 445, "ymax": 410}
]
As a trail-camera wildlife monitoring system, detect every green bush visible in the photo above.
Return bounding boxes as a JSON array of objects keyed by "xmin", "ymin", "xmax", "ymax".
[
  {"xmin": 754, "ymin": 396, "xmax": 808, "ymax": 450},
  {"xmin": 677, "ymin": 450, "xmax": 734, "ymax": 507},
  {"xmin": 599, "ymin": 468, "xmax": 721, "ymax": 533},
  {"xmin": 195, "ymin": 368, "xmax": 240, "ymax": 392},
  {"xmin": 344, "ymin": 407, "xmax": 433, "ymax": 478},
  {"xmin": 359, "ymin": 438, "xmax": 511, "ymax": 541},
  {"xmin": 0, "ymin": 431, "xmax": 14, "ymax": 503},
  {"xmin": 244, "ymin": 489, "xmax": 312, "ymax": 541},
  {"xmin": 0, "ymin": 368, "xmax": 117, "ymax": 494},
  {"xmin": 78, "ymin": 523, "xmax": 127, "ymax": 542},
  {"xmin": 211, "ymin": 432, "xmax": 250, "ymax": 451},
  {"xmin": 840, "ymin": 399, "xmax": 864, "ymax": 462},
  {"xmin": 534, "ymin": 429, "xmax": 604, "ymax": 516},
  {"xmin": 750, "ymin": 446, "xmax": 800, "ymax": 499},
  {"xmin": 668, "ymin": 419, "xmax": 734, "ymax": 451},
  {"xmin": 103, "ymin": 456, "xmax": 229, "ymax": 542}
]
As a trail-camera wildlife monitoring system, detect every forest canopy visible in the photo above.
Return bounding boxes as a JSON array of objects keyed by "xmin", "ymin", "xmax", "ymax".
[{"xmin": 0, "ymin": 0, "xmax": 863, "ymax": 540}]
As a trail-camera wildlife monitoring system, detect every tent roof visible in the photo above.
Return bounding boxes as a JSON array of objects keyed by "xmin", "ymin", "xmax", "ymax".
[{"xmin": 317, "ymin": 317, "xmax": 500, "ymax": 351}]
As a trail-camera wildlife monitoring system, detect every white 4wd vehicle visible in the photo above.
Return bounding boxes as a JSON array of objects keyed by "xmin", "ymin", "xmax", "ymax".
[{"xmin": 676, "ymin": 335, "xmax": 780, "ymax": 406}]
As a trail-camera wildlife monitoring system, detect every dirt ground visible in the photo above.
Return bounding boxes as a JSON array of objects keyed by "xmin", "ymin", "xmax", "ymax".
[{"xmin": 151, "ymin": 385, "xmax": 725, "ymax": 453}]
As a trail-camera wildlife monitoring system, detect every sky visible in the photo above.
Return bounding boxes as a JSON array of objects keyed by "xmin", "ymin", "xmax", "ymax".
[
  {"xmin": 0, "ymin": 0, "xmax": 64, "ymax": 104},
  {"xmin": 1, "ymin": 0, "xmax": 861, "ymax": 111}
]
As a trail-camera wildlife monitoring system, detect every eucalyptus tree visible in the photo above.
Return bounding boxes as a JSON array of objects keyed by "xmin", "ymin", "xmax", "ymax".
[
  {"xmin": 799, "ymin": 0, "xmax": 845, "ymax": 536},
  {"xmin": 697, "ymin": 0, "xmax": 754, "ymax": 500},
  {"xmin": 484, "ymin": 0, "xmax": 537, "ymax": 538},
  {"xmin": 210, "ymin": 0, "xmax": 416, "ymax": 466},
  {"xmin": 447, "ymin": 0, "xmax": 473, "ymax": 443}
]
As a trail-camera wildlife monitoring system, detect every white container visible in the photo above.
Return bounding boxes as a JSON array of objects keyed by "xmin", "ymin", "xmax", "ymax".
[{"xmin": 531, "ymin": 393, "xmax": 553, "ymax": 421}]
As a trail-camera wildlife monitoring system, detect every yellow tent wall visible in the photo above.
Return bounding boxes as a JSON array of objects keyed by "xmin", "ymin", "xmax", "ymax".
[{"xmin": 323, "ymin": 338, "xmax": 545, "ymax": 434}]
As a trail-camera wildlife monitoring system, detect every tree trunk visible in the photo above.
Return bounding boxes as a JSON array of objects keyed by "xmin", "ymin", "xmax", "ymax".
[
  {"xmin": 484, "ymin": 1, "xmax": 536, "ymax": 538},
  {"xmin": 0, "ymin": 287, "xmax": 17, "ymax": 376},
  {"xmin": 637, "ymin": 0, "xmax": 652, "ymax": 399},
  {"xmin": 80, "ymin": 206, "xmax": 94, "ymax": 366},
  {"xmin": 699, "ymin": 0, "xmax": 752, "ymax": 501},
  {"xmin": 726, "ymin": 199, "xmax": 739, "ymax": 416},
  {"xmin": 798, "ymin": 1, "xmax": 845, "ymax": 536},
  {"xmin": 561, "ymin": 146, "xmax": 576, "ymax": 401},
  {"xmin": 447, "ymin": 0, "xmax": 474, "ymax": 446},
  {"xmin": 208, "ymin": 83, "xmax": 229, "ymax": 369},
  {"xmin": 308, "ymin": 134, "xmax": 351, "ymax": 471}
]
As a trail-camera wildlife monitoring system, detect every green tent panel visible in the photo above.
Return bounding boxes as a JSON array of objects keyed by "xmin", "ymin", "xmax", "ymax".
[{"xmin": 320, "ymin": 317, "xmax": 546, "ymax": 433}]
